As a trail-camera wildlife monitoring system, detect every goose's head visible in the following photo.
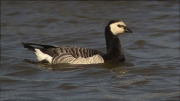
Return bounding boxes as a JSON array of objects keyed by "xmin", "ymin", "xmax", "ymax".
[{"xmin": 107, "ymin": 20, "xmax": 132, "ymax": 36}]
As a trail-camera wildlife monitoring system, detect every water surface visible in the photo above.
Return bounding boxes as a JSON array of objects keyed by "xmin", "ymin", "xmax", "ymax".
[{"xmin": 1, "ymin": 1, "xmax": 179, "ymax": 101}]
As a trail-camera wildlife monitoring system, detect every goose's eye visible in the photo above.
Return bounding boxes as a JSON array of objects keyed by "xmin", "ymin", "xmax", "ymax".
[{"xmin": 117, "ymin": 24, "xmax": 122, "ymax": 27}]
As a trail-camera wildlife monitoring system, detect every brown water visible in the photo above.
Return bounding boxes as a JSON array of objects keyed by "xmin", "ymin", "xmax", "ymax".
[{"xmin": 1, "ymin": 1, "xmax": 179, "ymax": 101}]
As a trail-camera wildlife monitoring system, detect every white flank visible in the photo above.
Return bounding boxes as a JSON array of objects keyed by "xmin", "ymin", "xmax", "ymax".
[
  {"xmin": 110, "ymin": 21, "xmax": 126, "ymax": 35},
  {"xmin": 34, "ymin": 49, "xmax": 52, "ymax": 63},
  {"xmin": 53, "ymin": 54, "xmax": 104, "ymax": 64},
  {"xmin": 71, "ymin": 54, "xmax": 104, "ymax": 64}
]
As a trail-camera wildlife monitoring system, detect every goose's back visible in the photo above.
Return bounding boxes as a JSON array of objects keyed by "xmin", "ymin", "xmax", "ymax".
[{"xmin": 41, "ymin": 46, "xmax": 105, "ymax": 64}]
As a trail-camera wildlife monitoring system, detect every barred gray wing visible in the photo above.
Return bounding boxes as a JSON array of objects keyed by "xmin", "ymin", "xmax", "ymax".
[{"xmin": 41, "ymin": 46, "xmax": 105, "ymax": 58}]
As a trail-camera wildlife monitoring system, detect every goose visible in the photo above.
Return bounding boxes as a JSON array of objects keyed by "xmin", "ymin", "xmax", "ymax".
[{"xmin": 22, "ymin": 20, "xmax": 132, "ymax": 64}]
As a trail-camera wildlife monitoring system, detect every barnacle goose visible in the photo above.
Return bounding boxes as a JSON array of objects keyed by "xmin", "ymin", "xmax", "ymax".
[{"xmin": 22, "ymin": 20, "xmax": 132, "ymax": 64}]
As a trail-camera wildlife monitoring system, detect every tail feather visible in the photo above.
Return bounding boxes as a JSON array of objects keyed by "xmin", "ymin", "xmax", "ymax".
[
  {"xmin": 22, "ymin": 42, "xmax": 58, "ymax": 50},
  {"xmin": 22, "ymin": 42, "xmax": 54, "ymax": 63},
  {"xmin": 22, "ymin": 42, "xmax": 36, "ymax": 51}
]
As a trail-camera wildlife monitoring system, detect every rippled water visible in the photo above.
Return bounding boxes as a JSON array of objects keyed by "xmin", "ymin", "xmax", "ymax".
[{"xmin": 1, "ymin": 1, "xmax": 179, "ymax": 101}]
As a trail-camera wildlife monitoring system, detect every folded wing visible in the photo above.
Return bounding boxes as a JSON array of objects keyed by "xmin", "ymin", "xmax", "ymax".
[{"xmin": 22, "ymin": 42, "xmax": 105, "ymax": 64}]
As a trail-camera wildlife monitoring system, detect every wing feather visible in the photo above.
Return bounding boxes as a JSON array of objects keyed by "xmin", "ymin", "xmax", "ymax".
[
  {"xmin": 27, "ymin": 45, "xmax": 104, "ymax": 64},
  {"xmin": 22, "ymin": 42, "xmax": 104, "ymax": 64},
  {"xmin": 49, "ymin": 46, "xmax": 104, "ymax": 58}
]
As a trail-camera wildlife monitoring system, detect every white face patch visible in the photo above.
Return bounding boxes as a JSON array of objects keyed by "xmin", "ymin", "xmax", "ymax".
[{"xmin": 110, "ymin": 21, "xmax": 127, "ymax": 35}]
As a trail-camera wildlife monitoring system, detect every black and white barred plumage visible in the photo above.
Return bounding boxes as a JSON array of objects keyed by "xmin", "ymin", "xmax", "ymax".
[
  {"xmin": 51, "ymin": 47, "xmax": 104, "ymax": 64},
  {"xmin": 22, "ymin": 20, "xmax": 132, "ymax": 64}
]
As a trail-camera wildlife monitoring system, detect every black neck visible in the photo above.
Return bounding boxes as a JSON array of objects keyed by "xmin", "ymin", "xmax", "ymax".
[{"xmin": 103, "ymin": 26, "xmax": 125, "ymax": 62}]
